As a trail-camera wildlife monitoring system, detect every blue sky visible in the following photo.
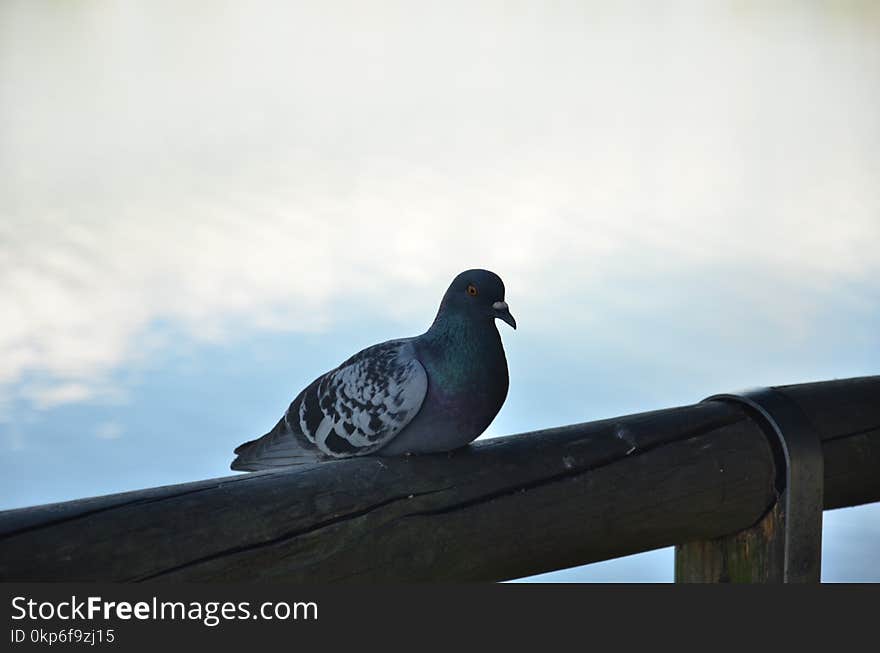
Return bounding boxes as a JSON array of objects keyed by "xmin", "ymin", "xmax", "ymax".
[{"xmin": 1, "ymin": 1, "xmax": 878, "ymax": 581}]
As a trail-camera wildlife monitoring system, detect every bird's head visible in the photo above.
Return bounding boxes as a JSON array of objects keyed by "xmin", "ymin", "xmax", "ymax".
[{"xmin": 439, "ymin": 269, "xmax": 516, "ymax": 330}]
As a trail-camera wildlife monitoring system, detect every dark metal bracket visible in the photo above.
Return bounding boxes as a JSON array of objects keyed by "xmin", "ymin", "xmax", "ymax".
[{"xmin": 702, "ymin": 387, "xmax": 824, "ymax": 582}]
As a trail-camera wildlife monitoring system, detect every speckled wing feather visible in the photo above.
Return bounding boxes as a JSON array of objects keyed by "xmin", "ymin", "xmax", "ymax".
[{"xmin": 231, "ymin": 340, "xmax": 427, "ymax": 470}]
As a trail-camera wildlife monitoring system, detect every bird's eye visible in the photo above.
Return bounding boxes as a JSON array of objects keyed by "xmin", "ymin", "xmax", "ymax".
[{"xmin": 466, "ymin": 284, "xmax": 478, "ymax": 297}]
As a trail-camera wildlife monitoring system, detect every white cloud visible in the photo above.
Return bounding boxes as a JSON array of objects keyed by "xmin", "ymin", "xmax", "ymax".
[
  {"xmin": 0, "ymin": 1, "xmax": 878, "ymax": 408},
  {"xmin": 95, "ymin": 422, "xmax": 124, "ymax": 441},
  {"xmin": 22, "ymin": 383, "xmax": 94, "ymax": 410}
]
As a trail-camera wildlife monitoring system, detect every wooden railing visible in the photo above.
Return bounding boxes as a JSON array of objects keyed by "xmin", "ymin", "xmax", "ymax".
[{"xmin": 1, "ymin": 376, "xmax": 878, "ymax": 582}]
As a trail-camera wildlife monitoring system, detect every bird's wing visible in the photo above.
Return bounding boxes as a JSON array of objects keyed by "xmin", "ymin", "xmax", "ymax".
[
  {"xmin": 231, "ymin": 339, "xmax": 428, "ymax": 470},
  {"xmin": 301, "ymin": 339, "xmax": 428, "ymax": 456}
]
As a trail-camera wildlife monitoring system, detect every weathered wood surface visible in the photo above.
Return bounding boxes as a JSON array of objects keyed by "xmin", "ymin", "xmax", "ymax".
[
  {"xmin": 1, "ymin": 376, "xmax": 878, "ymax": 582},
  {"xmin": 675, "ymin": 498, "xmax": 788, "ymax": 582}
]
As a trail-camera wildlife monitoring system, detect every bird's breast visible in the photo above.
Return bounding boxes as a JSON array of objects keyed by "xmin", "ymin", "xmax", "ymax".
[{"xmin": 422, "ymin": 335, "xmax": 508, "ymax": 426}]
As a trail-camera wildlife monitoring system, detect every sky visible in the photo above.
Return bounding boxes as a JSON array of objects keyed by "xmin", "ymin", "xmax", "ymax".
[{"xmin": 1, "ymin": 0, "xmax": 878, "ymax": 581}]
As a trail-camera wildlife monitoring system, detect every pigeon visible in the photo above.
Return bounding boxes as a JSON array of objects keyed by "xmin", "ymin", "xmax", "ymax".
[{"xmin": 230, "ymin": 269, "xmax": 516, "ymax": 471}]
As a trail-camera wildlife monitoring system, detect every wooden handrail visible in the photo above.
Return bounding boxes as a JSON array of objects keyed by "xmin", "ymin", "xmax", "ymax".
[{"xmin": 1, "ymin": 376, "xmax": 878, "ymax": 582}]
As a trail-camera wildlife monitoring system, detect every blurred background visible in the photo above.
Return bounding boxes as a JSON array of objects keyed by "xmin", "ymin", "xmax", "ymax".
[{"xmin": 1, "ymin": 0, "xmax": 878, "ymax": 581}]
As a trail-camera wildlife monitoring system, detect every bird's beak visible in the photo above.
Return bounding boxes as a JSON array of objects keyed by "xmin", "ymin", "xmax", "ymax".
[{"xmin": 492, "ymin": 301, "xmax": 517, "ymax": 330}]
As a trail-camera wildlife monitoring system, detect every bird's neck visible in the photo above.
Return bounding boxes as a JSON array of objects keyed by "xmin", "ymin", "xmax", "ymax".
[
  {"xmin": 421, "ymin": 310, "xmax": 504, "ymax": 370},
  {"xmin": 425, "ymin": 306, "xmax": 495, "ymax": 343}
]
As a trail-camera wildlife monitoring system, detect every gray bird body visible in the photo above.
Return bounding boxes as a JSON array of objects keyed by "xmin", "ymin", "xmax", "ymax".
[{"xmin": 231, "ymin": 269, "xmax": 515, "ymax": 471}]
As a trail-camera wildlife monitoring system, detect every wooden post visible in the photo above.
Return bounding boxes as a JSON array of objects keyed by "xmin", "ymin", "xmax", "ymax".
[{"xmin": 676, "ymin": 496, "xmax": 786, "ymax": 582}]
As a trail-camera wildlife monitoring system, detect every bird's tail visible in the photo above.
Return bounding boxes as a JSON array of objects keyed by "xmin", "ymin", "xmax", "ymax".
[{"xmin": 230, "ymin": 416, "xmax": 323, "ymax": 471}]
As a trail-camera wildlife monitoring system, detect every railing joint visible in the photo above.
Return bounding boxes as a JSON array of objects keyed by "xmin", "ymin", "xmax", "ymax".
[{"xmin": 701, "ymin": 387, "xmax": 824, "ymax": 582}]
